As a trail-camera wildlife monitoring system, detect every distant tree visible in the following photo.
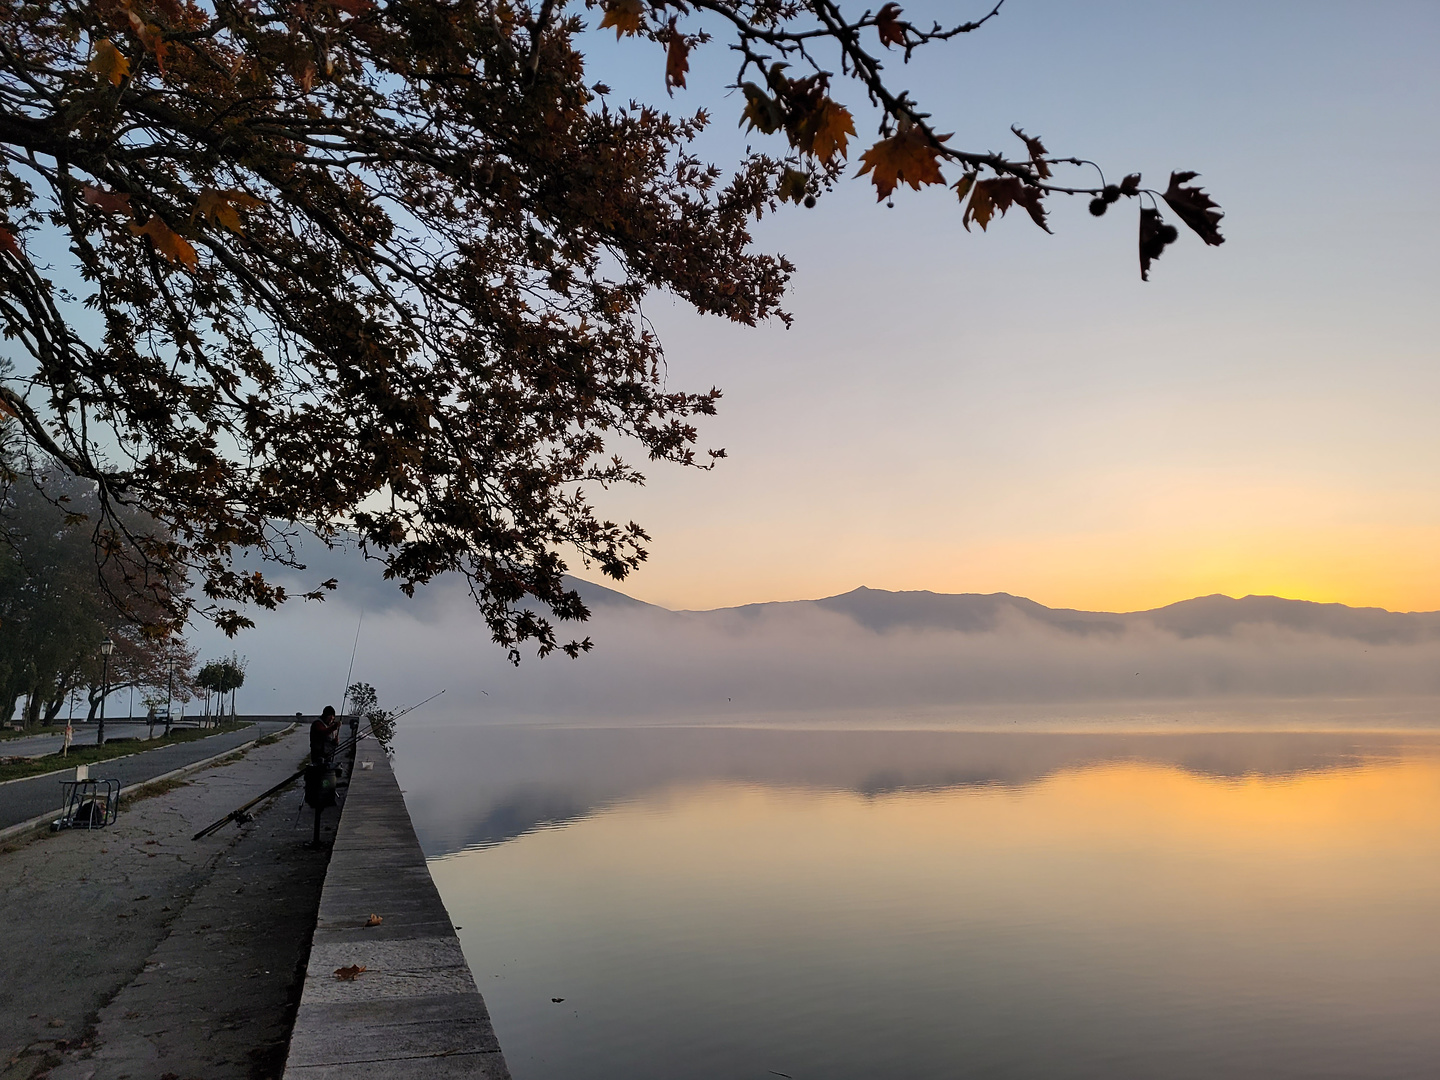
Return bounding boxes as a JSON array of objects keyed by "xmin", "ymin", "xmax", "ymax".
[
  {"xmin": 346, "ymin": 680, "xmax": 395, "ymax": 750},
  {"xmin": 197, "ymin": 653, "xmax": 247, "ymax": 718},
  {"xmin": 0, "ymin": 1, "xmax": 1223, "ymax": 661},
  {"xmin": 0, "ymin": 470, "xmax": 197, "ymax": 726}
]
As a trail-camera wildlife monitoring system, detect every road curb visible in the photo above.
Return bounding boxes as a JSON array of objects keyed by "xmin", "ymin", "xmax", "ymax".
[{"xmin": 0, "ymin": 723, "xmax": 297, "ymax": 846}]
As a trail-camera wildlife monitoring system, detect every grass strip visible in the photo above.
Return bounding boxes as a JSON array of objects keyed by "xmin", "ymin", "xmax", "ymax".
[{"xmin": 0, "ymin": 723, "xmax": 250, "ymax": 783}]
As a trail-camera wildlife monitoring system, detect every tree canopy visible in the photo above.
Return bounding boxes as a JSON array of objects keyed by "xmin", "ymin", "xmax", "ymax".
[{"xmin": 0, "ymin": 0, "xmax": 1223, "ymax": 661}]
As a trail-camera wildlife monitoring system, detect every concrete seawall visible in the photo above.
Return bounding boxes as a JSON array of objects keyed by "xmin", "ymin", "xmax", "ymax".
[{"xmin": 283, "ymin": 737, "xmax": 512, "ymax": 1078}]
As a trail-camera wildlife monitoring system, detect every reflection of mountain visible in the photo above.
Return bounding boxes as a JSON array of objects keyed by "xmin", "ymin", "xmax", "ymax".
[{"xmin": 401, "ymin": 726, "xmax": 1440, "ymax": 859}]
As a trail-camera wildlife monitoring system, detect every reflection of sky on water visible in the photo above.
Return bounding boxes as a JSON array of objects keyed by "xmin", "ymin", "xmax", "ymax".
[
  {"xmin": 394, "ymin": 723, "xmax": 1438, "ymax": 858},
  {"xmin": 411, "ymin": 724, "xmax": 1440, "ymax": 1080}
]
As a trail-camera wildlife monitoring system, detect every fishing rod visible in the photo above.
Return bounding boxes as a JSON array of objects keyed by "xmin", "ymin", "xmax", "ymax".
[
  {"xmin": 191, "ymin": 687, "xmax": 446, "ymax": 841},
  {"xmin": 337, "ymin": 609, "xmax": 363, "ymax": 719}
]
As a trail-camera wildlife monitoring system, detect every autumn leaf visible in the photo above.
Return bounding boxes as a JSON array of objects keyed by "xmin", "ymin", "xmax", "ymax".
[
  {"xmin": 365, "ymin": 913, "xmax": 383, "ymax": 927},
  {"xmin": 664, "ymin": 21, "xmax": 689, "ymax": 95},
  {"xmin": 599, "ymin": 0, "xmax": 644, "ymax": 38},
  {"xmin": 777, "ymin": 168, "xmax": 808, "ymax": 204},
  {"xmin": 331, "ymin": 0, "xmax": 376, "ymax": 14},
  {"xmin": 953, "ymin": 171, "xmax": 977, "ymax": 204},
  {"xmin": 1010, "ymin": 126, "xmax": 1051, "ymax": 179},
  {"xmin": 857, "ymin": 124, "xmax": 947, "ymax": 200},
  {"xmin": 804, "ymin": 99, "xmax": 855, "ymax": 165},
  {"xmin": 194, "ymin": 189, "xmax": 262, "ymax": 234},
  {"xmin": 89, "ymin": 39, "xmax": 130, "ymax": 86},
  {"xmin": 0, "ymin": 393, "xmax": 16, "ymax": 417},
  {"xmin": 1161, "ymin": 171, "xmax": 1225, "ymax": 246},
  {"xmin": 333, "ymin": 964, "xmax": 367, "ymax": 980},
  {"xmin": 739, "ymin": 83, "xmax": 784, "ymax": 135},
  {"xmin": 1138, "ymin": 206, "xmax": 1178, "ymax": 281},
  {"xmin": 82, "ymin": 185, "xmax": 133, "ymax": 217},
  {"xmin": 1119, "ymin": 172, "xmax": 1142, "ymax": 197},
  {"xmin": 130, "ymin": 217, "xmax": 198, "ymax": 266},
  {"xmin": 961, "ymin": 177, "xmax": 1049, "ymax": 232},
  {"xmin": 0, "ymin": 227, "xmax": 22, "ymax": 260},
  {"xmin": 875, "ymin": 3, "xmax": 906, "ymax": 49}
]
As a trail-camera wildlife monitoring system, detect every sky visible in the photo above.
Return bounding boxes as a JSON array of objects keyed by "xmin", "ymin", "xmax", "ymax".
[{"xmin": 559, "ymin": 0, "xmax": 1440, "ymax": 614}]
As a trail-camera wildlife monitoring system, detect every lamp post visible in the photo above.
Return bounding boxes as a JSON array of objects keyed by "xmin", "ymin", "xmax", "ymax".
[
  {"xmin": 164, "ymin": 652, "xmax": 174, "ymax": 737},
  {"xmin": 97, "ymin": 637, "xmax": 115, "ymax": 747}
]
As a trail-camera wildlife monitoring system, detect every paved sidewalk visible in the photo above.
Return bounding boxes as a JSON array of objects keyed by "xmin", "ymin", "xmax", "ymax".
[
  {"xmin": 0, "ymin": 721, "xmax": 292, "ymax": 833},
  {"xmin": 0, "ymin": 725, "xmax": 341, "ymax": 1080}
]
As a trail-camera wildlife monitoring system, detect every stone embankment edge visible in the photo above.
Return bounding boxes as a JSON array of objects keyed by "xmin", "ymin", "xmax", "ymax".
[
  {"xmin": 282, "ymin": 736, "xmax": 512, "ymax": 1079},
  {"xmin": 0, "ymin": 722, "xmax": 296, "ymax": 845}
]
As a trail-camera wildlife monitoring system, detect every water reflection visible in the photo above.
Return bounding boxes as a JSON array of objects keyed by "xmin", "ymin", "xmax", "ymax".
[
  {"xmin": 401, "ymin": 725, "xmax": 1440, "ymax": 1080},
  {"xmin": 396, "ymin": 724, "xmax": 1432, "ymax": 857}
]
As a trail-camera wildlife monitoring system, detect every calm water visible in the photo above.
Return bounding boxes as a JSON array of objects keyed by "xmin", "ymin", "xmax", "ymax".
[{"xmin": 394, "ymin": 719, "xmax": 1440, "ymax": 1079}]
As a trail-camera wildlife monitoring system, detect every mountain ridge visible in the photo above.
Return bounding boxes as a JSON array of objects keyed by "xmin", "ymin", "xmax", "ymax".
[{"xmin": 569, "ymin": 578, "xmax": 1440, "ymax": 644}]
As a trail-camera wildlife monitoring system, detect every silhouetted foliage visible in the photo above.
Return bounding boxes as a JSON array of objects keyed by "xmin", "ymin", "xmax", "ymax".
[{"xmin": 0, "ymin": 1, "xmax": 1222, "ymax": 660}]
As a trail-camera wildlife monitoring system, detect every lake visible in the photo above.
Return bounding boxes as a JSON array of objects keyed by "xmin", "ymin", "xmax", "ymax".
[{"xmin": 393, "ymin": 713, "xmax": 1440, "ymax": 1079}]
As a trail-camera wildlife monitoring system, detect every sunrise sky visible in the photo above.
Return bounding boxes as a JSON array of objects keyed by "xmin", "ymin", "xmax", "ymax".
[{"xmin": 576, "ymin": 0, "xmax": 1440, "ymax": 614}]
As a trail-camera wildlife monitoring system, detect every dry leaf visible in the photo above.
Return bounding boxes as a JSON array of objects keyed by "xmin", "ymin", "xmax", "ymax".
[
  {"xmin": 599, "ymin": 0, "xmax": 644, "ymax": 38},
  {"xmin": 0, "ymin": 227, "xmax": 20, "ymax": 260},
  {"xmin": 739, "ymin": 83, "xmax": 783, "ymax": 135},
  {"xmin": 857, "ymin": 124, "xmax": 947, "ymax": 200},
  {"xmin": 1162, "ymin": 171, "xmax": 1224, "ymax": 246},
  {"xmin": 1119, "ymin": 172, "xmax": 1142, "ymax": 197},
  {"xmin": 82, "ymin": 185, "xmax": 133, "ymax": 216},
  {"xmin": 952, "ymin": 171, "xmax": 977, "ymax": 204},
  {"xmin": 806, "ymin": 99, "xmax": 855, "ymax": 164},
  {"xmin": 89, "ymin": 39, "xmax": 130, "ymax": 86},
  {"xmin": 130, "ymin": 217, "xmax": 198, "ymax": 266},
  {"xmin": 365, "ymin": 913, "xmax": 383, "ymax": 927},
  {"xmin": 664, "ymin": 21, "xmax": 689, "ymax": 94},
  {"xmin": 961, "ymin": 177, "xmax": 1049, "ymax": 233},
  {"xmin": 333, "ymin": 964, "xmax": 367, "ymax": 980},
  {"xmin": 194, "ymin": 189, "xmax": 261, "ymax": 234},
  {"xmin": 777, "ymin": 168, "xmax": 808, "ymax": 204},
  {"xmin": 875, "ymin": 3, "xmax": 906, "ymax": 49},
  {"xmin": 1010, "ymin": 126, "xmax": 1051, "ymax": 179},
  {"xmin": 1139, "ymin": 206, "xmax": 1178, "ymax": 280}
]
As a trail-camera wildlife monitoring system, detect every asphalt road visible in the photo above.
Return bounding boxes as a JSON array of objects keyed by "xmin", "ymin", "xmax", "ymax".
[
  {"xmin": 1, "ymin": 721, "xmax": 186, "ymax": 758},
  {"xmin": 0, "ymin": 720, "xmax": 293, "ymax": 833}
]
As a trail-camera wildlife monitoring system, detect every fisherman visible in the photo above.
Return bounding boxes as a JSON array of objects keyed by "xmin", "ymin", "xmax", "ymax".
[
  {"xmin": 304, "ymin": 706, "xmax": 342, "ymax": 847},
  {"xmin": 310, "ymin": 705, "xmax": 341, "ymax": 767}
]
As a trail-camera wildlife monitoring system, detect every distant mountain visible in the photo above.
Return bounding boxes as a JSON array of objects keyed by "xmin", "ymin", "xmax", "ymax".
[{"xmin": 572, "ymin": 578, "xmax": 1440, "ymax": 644}]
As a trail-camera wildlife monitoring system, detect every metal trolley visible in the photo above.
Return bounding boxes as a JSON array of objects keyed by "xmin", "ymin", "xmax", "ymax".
[{"xmin": 52, "ymin": 776, "xmax": 120, "ymax": 830}]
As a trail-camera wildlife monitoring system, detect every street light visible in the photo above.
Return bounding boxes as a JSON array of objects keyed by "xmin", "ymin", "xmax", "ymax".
[
  {"xmin": 164, "ymin": 651, "xmax": 174, "ymax": 737},
  {"xmin": 98, "ymin": 637, "xmax": 115, "ymax": 747}
]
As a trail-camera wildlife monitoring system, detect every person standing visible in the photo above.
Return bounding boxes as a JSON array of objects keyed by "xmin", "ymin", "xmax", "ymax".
[{"xmin": 305, "ymin": 706, "xmax": 341, "ymax": 847}]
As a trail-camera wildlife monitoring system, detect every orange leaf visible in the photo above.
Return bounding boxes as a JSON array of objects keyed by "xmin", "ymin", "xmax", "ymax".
[
  {"xmin": 333, "ymin": 964, "xmax": 367, "ymax": 980},
  {"xmin": 857, "ymin": 124, "xmax": 947, "ymax": 200},
  {"xmin": 807, "ymin": 99, "xmax": 855, "ymax": 165},
  {"xmin": 365, "ymin": 913, "xmax": 383, "ymax": 927},
  {"xmin": 195, "ymin": 189, "xmax": 262, "ymax": 234},
  {"xmin": 0, "ymin": 227, "xmax": 21, "ymax": 260},
  {"xmin": 599, "ymin": 0, "xmax": 644, "ymax": 38},
  {"xmin": 130, "ymin": 217, "xmax": 198, "ymax": 266},
  {"xmin": 875, "ymin": 3, "xmax": 906, "ymax": 49},
  {"xmin": 89, "ymin": 39, "xmax": 130, "ymax": 86},
  {"xmin": 82, "ymin": 185, "xmax": 133, "ymax": 217},
  {"xmin": 0, "ymin": 394, "xmax": 16, "ymax": 418},
  {"xmin": 962, "ymin": 177, "xmax": 1050, "ymax": 233},
  {"xmin": 664, "ymin": 21, "xmax": 689, "ymax": 94},
  {"xmin": 952, "ymin": 171, "xmax": 977, "ymax": 205}
]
